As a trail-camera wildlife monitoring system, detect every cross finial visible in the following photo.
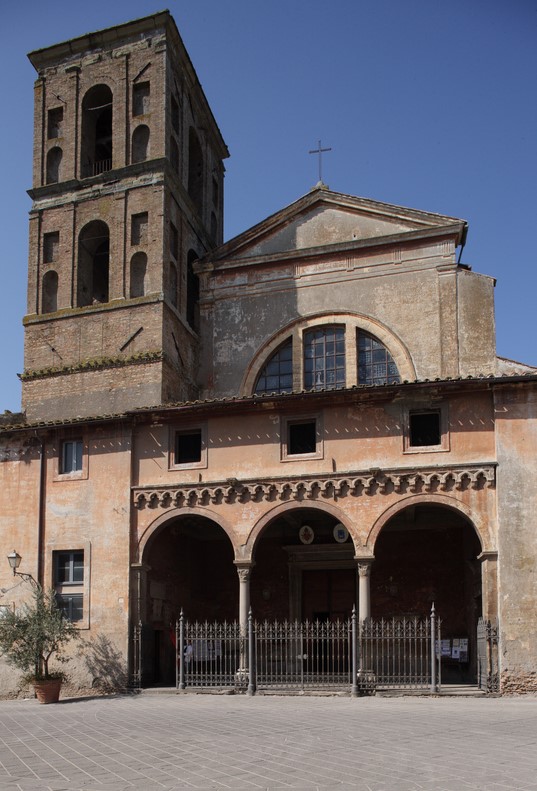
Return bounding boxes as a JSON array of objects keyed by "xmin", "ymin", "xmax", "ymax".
[{"xmin": 308, "ymin": 139, "xmax": 332, "ymax": 186}]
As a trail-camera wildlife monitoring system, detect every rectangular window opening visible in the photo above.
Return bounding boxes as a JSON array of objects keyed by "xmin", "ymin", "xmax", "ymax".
[
  {"xmin": 132, "ymin": 82, "xmax": 150, "ymax": 116},
  {"xmin": 175, "ymin": 430, "xmax": 202, "ymax": 465},
  {"xmin": 61, "ymin": 439, "xmax": 83, "ymax": 473},
  {"xmin": 170, "ymin": 222, "xmax": 179, "ymax": 260},
  {"xmin": 56, "ymin": 593, "xmax": 83, "ymax": 622},
  {"xmin": 409, "ymin": 411, "xmax": 441, "ymax": 447},
  {"xmin": 131, "ymin": 212, "xmax": 148, "ymax": 246},
  {"xmin": 47, "ymin": 107, "xmax": 63, "ymax": 139},
  {"xmin": 53, "ymin": 550, "xmax": 84, "ymax": 623},
  {"xmin": 43, "ymin": 231, "xmax": 59, "ymax": 264},
  {"xmin": 288, "ymin": 420, "xmax": 316, "ymax": 455}
]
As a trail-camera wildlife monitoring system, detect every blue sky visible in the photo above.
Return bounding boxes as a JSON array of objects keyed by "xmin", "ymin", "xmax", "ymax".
[{"xmin": 1, "ymin": 0, "xmax": 536, "ymax": 412}]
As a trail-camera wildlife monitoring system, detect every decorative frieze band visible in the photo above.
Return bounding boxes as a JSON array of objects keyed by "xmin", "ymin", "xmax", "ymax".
[{"xmin": 132, "ymin": 464, "xmax": 496, "ymax": 509}]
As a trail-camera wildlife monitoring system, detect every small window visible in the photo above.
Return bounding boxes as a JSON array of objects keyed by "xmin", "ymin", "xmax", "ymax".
[
  {"xmin": 169, "ymin": 262, "xmax": 178, "ymax": 308},
  {"xmin": 409, "ymin": 411, "xmax": 441, "ymax": 447},
  {"xmin": 54, "ymin": 550, "xmax": 84, "ymax": 623},
  {"xmin": 46, "ymin": 146, "xmax": 62, "ymax": 184},
  {"xmin": 43, "ymin": 232, "xmax": 59, "ymax": 263},
  {"xmin": 170, "ymin": 136, "xmax": 179, "ymax": 172},
  {"xmin": 61, "ymin": 440, "xmax": 83, "ymax": 473},
  {"xmin": 131, "ymin": 212, "xmax": 148, "ymax": 246},
  {"xmin": 170, "ymin": 222, "xmax": 178, "ymax": 260},
  {"xmin": 288, "ymin": 420, "xmax": 316, "ymax": 455},
  {"xmin": 56, "ymin": 594, "xmax": 84, "ymax": 622},
  {"xmin": 175, "ymin": 430, "xmax": 202, "ymax": 465},
  {"xmin": 132, "ymin": 125, "xmax": 149, "ymax": 163},
  {"xmin": 212, "ymin": 176, "xmax": 219, "ymax": 207},
  {"xmin": 55, "ymin": 551, "xmax": 84, "ymax": 584},
  {"xmin": 47, "ymin": 107, "xmax": 63, "ymax": 139},
  {"xmin": 171, "ymin": 95, "xmax": 180, "ymax": 133},
  {"xmin": 132, "ymin": 81, "xmax": 150, "ymax": 116},
  {"xmin": 42, "ymin": 270, "xmax": 58, "ymax": 314}
]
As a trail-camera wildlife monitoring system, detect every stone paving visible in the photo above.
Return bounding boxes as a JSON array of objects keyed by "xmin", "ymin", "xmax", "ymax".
[{"xmin": 0, "ymin": 693, "xmax": 536, "ymax": 790}]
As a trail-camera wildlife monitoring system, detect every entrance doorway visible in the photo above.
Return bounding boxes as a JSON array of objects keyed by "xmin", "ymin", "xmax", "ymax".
[{"xmin": 302, "ymin": 569, "xmax": 356, "ymax": 622}]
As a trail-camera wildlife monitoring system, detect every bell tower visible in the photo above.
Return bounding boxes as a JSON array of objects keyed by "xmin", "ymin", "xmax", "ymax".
[{"xmin": 22, "ymin": 12, "xmax": 228, "ymax": 421}]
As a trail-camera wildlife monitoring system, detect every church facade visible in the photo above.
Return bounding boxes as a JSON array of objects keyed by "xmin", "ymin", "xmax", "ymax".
[{"xmin": 1, "ymin": 12, "xmax": 536, "ymax": 695}]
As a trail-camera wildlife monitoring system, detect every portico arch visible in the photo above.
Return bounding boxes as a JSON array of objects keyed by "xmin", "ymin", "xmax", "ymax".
[
  {"xmin": 137, "ymin": 505, "xmax": 237, "ymax": 562},
  {"xmin": 245, "ymin": 500, "xmax": 357, "ymax": 560},
  {"xmin": 134, "ymin": 507, "xmax": 238, "ymax": 686},
  {"xmin": 366, "ymin": 493, "xmax": 488, "ymax": 554},
  {"xmin": 247, "ymin": 502, "xmax": 359, "ymax": 623},
  {"xmin": 368, "ymin": 495, "xmax": 490, "ymax": 683}
]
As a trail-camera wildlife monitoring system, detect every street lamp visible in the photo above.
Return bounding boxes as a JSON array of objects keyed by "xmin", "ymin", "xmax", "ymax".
[{"xmin": 6, "ymin": 551, "xmax": 38, "ymax": 587}]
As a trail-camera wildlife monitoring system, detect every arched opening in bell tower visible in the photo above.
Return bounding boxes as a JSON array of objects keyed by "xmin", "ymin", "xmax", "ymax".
[
  {"xmin": 81, "ymin": 84, "xmax": 113, "ymax": 177},
  {"xmin": 77, "ymin": 221, "xmax": 110, "ymax": 306}
]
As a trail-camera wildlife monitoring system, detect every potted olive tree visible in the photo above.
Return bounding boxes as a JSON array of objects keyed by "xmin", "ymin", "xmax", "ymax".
[{"xmin": 0, "ymin": 587, "xmax": 79, "ymax": 703}]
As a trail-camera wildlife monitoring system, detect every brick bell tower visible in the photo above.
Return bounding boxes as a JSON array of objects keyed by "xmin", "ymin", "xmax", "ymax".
[{"xmin": 22, "ymin": 12, "xmax": 228, "ymax": 421}]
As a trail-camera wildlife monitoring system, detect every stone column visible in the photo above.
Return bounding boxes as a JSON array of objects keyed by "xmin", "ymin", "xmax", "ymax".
[
  {"xmin": 236, "ymin": 564, "xmax": 253, "ymax": 635},
  {"xmin": 357, "ymin": 559, "xmax": 373, "ymax": 622},
  {"xmin": 235, "ymin": 563, "xmax": 254, "ymax": 681}
]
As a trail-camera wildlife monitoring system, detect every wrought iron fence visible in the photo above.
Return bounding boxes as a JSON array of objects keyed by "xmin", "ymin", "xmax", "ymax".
[
  {"xmin": 359, "ymin": 612, "xmax": 440, "ymax": 690},
  {"xmin": 477, "ymin": 617, "xmax": 499, "ymax": 693},
  {"xmin": 255, "ymin": 618, "xmax": 352, "ymax": 690},
  {"xmin": 167, "ymin": 607, "xmax": 441, "ymax": 694},
  {"xmin": 177, "ymin": 616, "xmax": 244, "ymax": 690}
]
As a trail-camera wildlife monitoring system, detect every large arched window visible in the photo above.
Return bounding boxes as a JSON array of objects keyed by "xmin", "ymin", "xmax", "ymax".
[
  {"xmin": 81, "ymin": 85, "xmax": 113, "ymax": 178},
  {"xmin": 357, "ymin": 331, "xmax": 400, "ymax": 385},
  {"xmin": 245, "ymin": 317, "xmax": 411, "ymax": 398},
  {"xmin": 132, "ymin": 125, "xmax": 149, "ymax": 163},
  {"xmin": 41, "ymin": 270, "xmax": 58, "ymax": 313},
  {"xmin": 130, "ymin": 252, "xmax": 147, "ymax": 298},
  {"xmin": 188, "ymin": 127, "xmax": 203, "ymax": 213},
  {"xmin": 77, "ymin": 221, "xmax": 110, "ymax": 307},
  {"xmin": 46, "ymin": 147, "xmax": 62, "ymax": 184},
  {"xmin": 304, "ymin": 326, "xmax": 345, "ymax": 391},
  {"xmin": 254, "ymin": 339, "xmax": 293, "ymax": 395}
]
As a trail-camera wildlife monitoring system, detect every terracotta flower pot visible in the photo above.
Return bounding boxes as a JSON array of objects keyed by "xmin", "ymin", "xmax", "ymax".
[{"xmin": 33, "ymin": 678, "xmax": 62, "ymax": 704}]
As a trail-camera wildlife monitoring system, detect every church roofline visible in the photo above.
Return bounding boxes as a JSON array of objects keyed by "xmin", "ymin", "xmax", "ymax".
[
  {"xmin": 202, "ymin": 186, "xmax": 467, "ymax": 265},
  {"xmin": 3, "ymin": 373, "xmax": 537, "ymax": 435}
]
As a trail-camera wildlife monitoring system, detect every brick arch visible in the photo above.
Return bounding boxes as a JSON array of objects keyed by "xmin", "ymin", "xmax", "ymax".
[
  {"xmin": 136, "ymin": 506, "xmax": 237, "ymax": 563},
  {"xmin": 366, "ymin": 493, "xmax": 489, "ymax": 554},
  {"xmin": 240, "ymin": 310, "xmax": 416, "ymax": 396},
  {"xmin": 241, "ymin": 501, "xmax": 358, "ymax": 562}
]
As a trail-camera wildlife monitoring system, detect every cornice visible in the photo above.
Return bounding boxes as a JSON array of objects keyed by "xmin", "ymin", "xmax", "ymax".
[{"xmin": 132, "ymin": 463, "xmax": 496, "ymax": 509}]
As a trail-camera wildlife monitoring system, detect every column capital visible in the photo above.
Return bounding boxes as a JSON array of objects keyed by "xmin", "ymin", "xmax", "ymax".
[{"xmin": 235, "ymin": 562, "xmax": 255, "ymax": 583}]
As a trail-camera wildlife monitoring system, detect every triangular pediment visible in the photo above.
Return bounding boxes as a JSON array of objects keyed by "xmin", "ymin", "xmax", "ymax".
[{"xmin": 206, "ymin": 187, "xmax": 466, "ymax": 265}]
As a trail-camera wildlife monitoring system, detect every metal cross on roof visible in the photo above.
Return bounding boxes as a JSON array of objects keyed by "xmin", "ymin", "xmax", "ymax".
[{"xmin": 308, "ymin": 139, "xmax": 332, "ymax": 184}]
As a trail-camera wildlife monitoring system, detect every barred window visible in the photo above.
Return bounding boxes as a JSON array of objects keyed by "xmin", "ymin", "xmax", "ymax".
[{"xmin": 357, "ymin": 332, "xmax": 400, "ymax": 385}]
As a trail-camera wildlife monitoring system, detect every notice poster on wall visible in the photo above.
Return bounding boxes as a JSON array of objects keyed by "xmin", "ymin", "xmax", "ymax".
[
  {"xmin": 459, "ymin": 638, "xmax": 469, "ymax": 662},
  {"xmin": 441, "ymin": 639, "xmax": 451, "ymax": 657}
]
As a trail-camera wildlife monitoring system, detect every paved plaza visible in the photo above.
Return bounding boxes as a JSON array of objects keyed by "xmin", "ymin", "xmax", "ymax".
[{"xmin": 0, "ymin": 692, "xmax": 536, "ymax": 790}]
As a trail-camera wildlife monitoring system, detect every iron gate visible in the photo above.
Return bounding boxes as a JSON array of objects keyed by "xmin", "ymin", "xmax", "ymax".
[
  {"xmin": 477, "ymin": 617, "xmax": 499, "ymax": 693},
  {"xmin": 164, "ymin": 607, "xmax": 441, "ymax": 694}
]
